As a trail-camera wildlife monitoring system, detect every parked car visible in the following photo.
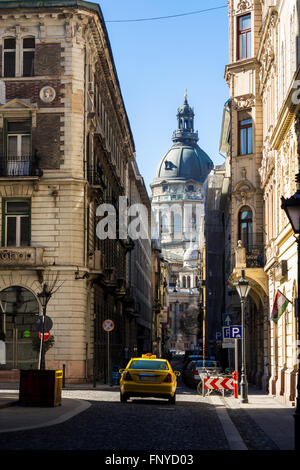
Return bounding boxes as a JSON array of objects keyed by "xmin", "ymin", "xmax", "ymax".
[
  {"xmin": 193, "ymin": 360, "xmax": 223, "ymax": 383},
  {"xmin": 183, "ymin": 349, "xmax": 202, "ymax": 362},
  {"xmin": 183, "ymin": 355, "xmax": 203, "ymax": 368},
  {"xmin": 181, "ymin": 360, "xmax": 199, "ymax": 388}
]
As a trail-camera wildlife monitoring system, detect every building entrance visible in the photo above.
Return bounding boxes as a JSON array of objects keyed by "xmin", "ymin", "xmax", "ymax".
[{"xmin": 0, "ymin": 286, "xmax": 40, "ymax": 370}]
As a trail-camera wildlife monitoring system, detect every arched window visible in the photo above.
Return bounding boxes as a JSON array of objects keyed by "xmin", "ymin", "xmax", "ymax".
[
  {"xmin": 187, "ymin": 276, "xmax": 191, "ymax": 288},
  {"xmin": 161, "ymin": 214, "xmax": 168, "ymax": 234},
  {"xmin": 174, "ymin": 213, "xmax": 182, "ymax": 233},
  {"xmin": 182, "ymin": 276, "xmax": 186, "ymax": 288},
  {"xmin": 0, "ymin": 286, "xmax": 40, "ymax": 369},
  {"xmin": 238, "ymin": 206, "xmax": 253, "ymax": 250}
]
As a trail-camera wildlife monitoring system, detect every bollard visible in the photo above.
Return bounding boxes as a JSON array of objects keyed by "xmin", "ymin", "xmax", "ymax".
[
  {"xmin": 62, "ymin": 364, "xmax": 66, "ymax": 388},
  {"xmin": 233, "ymin": 370, "xmax": 238, "ymax": 398}
]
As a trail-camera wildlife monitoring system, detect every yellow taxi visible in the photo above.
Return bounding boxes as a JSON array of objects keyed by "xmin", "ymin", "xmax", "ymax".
[{"xmin": 119, "ymin": 353, "xmax": 180, "ymax": 404}]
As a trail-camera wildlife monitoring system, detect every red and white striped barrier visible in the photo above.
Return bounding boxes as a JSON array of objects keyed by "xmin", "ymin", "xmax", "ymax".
[{"xmin": 204, "ymin": 377, "xmax": 234, "ymax": 391}]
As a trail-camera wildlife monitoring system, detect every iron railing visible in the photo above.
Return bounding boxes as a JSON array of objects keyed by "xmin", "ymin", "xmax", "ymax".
[
  {"xmin": 87, "ymin": 165, "xmax": 105, "ymax": 187},
  {"xmin": 0, "ymin": 156, "xmax": 41, "ymax": 177}
]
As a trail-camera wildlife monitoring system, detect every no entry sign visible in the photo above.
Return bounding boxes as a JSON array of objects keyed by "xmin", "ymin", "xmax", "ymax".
[
  {"xmin": 102, "ymin": 319, "xmax": 114, "ymax": 332},
  {"xmin": 39, "ymin": 332, "xmax": 50, "ymax": 342}
]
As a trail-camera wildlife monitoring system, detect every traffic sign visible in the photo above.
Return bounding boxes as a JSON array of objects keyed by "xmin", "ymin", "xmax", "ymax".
[
  {"xmin": 230, "ymin": 325, "xmax": 243, "ymax": 339},
  {"xmin": 102, "ymin": 319, "xmax": 114, "ymax": 332},
  {"xmin": 222, "ymin": 313, "xmax": 233, "ymax": 326},
  {"xmin": 215, "ymin": 331, "xmax": 222, "ymax": 342},
  {"xmin": 39, "ymin": 331, "xmax": 50, "ymax": 342},
  {"xmin": 222, "ymin": 326, "xmax": 231, "ymax": 340},
  {"xmin": 36, "ymin": 316, "xmax": 53, "ymax": 333},
  {"xmin": 204, "ymin": 377, "xmax": 235, "ymax": 390}
]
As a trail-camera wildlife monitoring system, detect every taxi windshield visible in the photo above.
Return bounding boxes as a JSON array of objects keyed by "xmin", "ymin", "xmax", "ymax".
[{"xmin": 130, "ymin": 360, "xmax": 169, "ymax": 371}]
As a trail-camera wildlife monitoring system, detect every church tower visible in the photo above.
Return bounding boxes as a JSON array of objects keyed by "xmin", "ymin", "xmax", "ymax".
[{"xmin": 151, "ymin": 94, "xmax": 213, "ymax": 351}]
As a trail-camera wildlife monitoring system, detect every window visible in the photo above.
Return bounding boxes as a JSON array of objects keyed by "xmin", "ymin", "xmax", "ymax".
[
  {"xmin": 3, "ymin": 36, "xmax": 35, "ymax": 77},
  {"xmin": 22, "ymin": 37, "xmax": 35, "ymax": 77},
  {"xmin": 174, "ymin": 213, "xmax": 182, "ymax": 233},
  {"xmin": 3, "ymin": 38, "xmax": 16, "ymax": 77},
  {"xmin": 5, "ymin": 120, "xmax": 31, "ymax": 176},
  {"xmin": 239, "ymin": 117, "xmax": 253, "ymax": 155},
  {"xmin": 163, "ymin": 185, "xmax": 168, "ymax": 193},
  {"xmin": 238, "ymin": 206, "xmax": 253, "ymax": 250},
  {"xmin": 238, "ymin": 14, "xmax": 251, "ymax": 60},
  {"xmin": 3, "ymin": 199, "xmax": 30, "ymax": 247}
]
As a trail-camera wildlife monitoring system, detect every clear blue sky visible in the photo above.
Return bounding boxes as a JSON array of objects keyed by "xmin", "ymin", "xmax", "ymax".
[{"xmin": 98, "ymin": 0, "xmax": 229, "ymax": 193}]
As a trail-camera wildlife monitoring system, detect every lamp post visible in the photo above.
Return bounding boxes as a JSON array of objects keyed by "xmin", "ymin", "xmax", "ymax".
[
  {"xmin": 281, "ymin": 178, "xmax": 300, "ymax": 451},
  {"xmin": 37, "ymin": 283, "xmax": 52, "ymax": 370},
  {"xmin": 234, "ymin": 269, "xmax": 251, "ymax": 404}
]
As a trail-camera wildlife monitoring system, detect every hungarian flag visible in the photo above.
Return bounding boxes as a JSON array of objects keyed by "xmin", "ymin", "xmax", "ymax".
[{"xmin": 271, "ymin": 290, "xmax": 289, "ymax": 323}]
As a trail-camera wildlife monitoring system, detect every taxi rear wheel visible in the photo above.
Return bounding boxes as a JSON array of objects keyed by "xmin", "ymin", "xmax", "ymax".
[
  {"xmin": 120, "ymin": 392, "xmax": 129, "ymax": 403},
  {"xmin": 168, "ymin": 394, "xmax": 176, "ymax": 405}
]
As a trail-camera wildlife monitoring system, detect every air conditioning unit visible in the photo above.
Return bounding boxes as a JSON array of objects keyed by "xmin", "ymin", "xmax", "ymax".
[{"xmin": 88, "ymin": 250, "xmax": 103, "ymax": 272}]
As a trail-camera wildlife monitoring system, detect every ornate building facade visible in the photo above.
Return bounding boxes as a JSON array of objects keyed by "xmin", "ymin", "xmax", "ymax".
[
  {"xmin": 225, "ymin": 0, "xmax": 300, "ymax": 404},
  {"xmin": 0, "ymin": 0, "xmax": 152, "ymax": 383},
  {"xmin": 151, "ymin": 95, "xmax": 213, "ymax": 351}
]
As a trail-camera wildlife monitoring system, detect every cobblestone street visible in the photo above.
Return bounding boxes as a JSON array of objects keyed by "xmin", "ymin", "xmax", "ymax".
[{"xmin": 0, "ymin": 373, "xmax": 294, "ymax": 454}]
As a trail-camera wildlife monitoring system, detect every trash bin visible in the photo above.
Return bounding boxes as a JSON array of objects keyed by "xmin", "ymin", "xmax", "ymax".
[{"xmin": 19, "ymin": 370, "xmax": 63, "ymax": 407}]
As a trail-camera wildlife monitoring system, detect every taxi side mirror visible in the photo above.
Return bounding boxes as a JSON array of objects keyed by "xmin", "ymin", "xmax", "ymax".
[
  {"xmin": 174, "ymin": 371, "xmax": 181, "ymax": 376},
  {"xmin": 119, "ymin": 369, "xmax": 125, "ymax": 374}
]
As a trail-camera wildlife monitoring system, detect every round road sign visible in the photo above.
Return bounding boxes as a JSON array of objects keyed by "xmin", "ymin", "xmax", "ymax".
[
  {"xmin": 35, "ymin": 316, "xmax": 53, "ymax": 333},
  {"xmin": 39, "ymin": 331, "xmax": 50, "ymax": 342},
  {"xmin": 102, "ymin": 319, "xmax": 114, "ymax": 332}
]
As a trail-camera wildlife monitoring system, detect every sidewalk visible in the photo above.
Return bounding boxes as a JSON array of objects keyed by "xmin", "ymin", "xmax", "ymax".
[
  {"xmin": 0, "ymin": 382, "xmax": 296, "ymax": 450},
  {"xmin": 0, "ymin": 381, "xmax": 119, "ymax": 433},
  {"xmin": 220, "ymin": 387, "xmax": 295, "ymax": 450}
]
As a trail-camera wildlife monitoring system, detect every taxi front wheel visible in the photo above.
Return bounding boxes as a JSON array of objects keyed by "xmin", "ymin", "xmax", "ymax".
[{"xmin": 120, "ymin": 392, "xmax": 129, "ymax": 403}]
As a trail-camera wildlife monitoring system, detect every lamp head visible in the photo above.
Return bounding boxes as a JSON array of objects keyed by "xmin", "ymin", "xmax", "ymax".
[{"xmin": 234, "ymin": 269, "xmax": 251, "ymax": 300}]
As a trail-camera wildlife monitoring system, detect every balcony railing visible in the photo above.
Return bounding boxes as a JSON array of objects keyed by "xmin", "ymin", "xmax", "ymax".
[
  {"xmin": 87, "ymin": 166, "xmax": 105, "ymax": 187},
  {"xmin": 233, "ymin": 234, "xmax": 265, "ymax": 270},
  {"xmin": 0, "ymin": 156, "xmax": 41, "ymax": 177}
]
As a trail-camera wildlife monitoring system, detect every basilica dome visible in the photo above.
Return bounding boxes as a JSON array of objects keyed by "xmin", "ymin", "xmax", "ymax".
[
  {"xmin": 183, "ymin": 246, "xmax": 199, "ymax": 262},
  {"xmin": 152, "ymin": 95, "xmax": 213, "ymax": 185}
]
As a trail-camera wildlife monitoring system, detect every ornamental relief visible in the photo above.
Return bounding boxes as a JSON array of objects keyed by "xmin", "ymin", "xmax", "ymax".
[
  {"xmin": 235, "ymin": 0, "xmax": 253, "ymax": 14},
  {"xmin": 259, "ymin": 13, "xmax": 277, "ymax": 91},
  {"xmin": 232, "ymin": 95, "xmax": 255, "ymax": 110}
]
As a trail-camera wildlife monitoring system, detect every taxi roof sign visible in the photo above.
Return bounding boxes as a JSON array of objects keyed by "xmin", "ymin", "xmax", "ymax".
[{"xmin": 142, "ymin": 353, "xmax": 156, "ymax": 359}]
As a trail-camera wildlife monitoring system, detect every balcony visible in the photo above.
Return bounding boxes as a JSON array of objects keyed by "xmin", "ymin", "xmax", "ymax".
[
  {"xmin": 87, "ymin": 166, "xmax": 105, "ymax": 188},
  {"xmin": 0, "ymin": 156, "xmax": 42, "ymax": 178},
  {"xmin": 231, "ymin": 237, "xmax": 268, "ymax": 300}
]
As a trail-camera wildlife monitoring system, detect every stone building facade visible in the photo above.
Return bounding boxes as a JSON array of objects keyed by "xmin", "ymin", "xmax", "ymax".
[
  {"xmin": 225, "ymin": 0, "xmax": 300, "ymax": 404},
  {"xmin": 0, "ymin": 0, "xmax": 151, "ymax": 383}
]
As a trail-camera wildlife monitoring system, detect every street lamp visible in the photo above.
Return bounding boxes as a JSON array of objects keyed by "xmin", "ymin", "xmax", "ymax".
[
  {"xmin": 234, "ymin": 269, "xmax": 251, "ymax": 404},
  {"xmin": 37, "ymin": 283, "xmax": 52, "ymax": 370},
  {"xmin": 281, "ymin": 180, "xmax": 300, "ymax": 450}
]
